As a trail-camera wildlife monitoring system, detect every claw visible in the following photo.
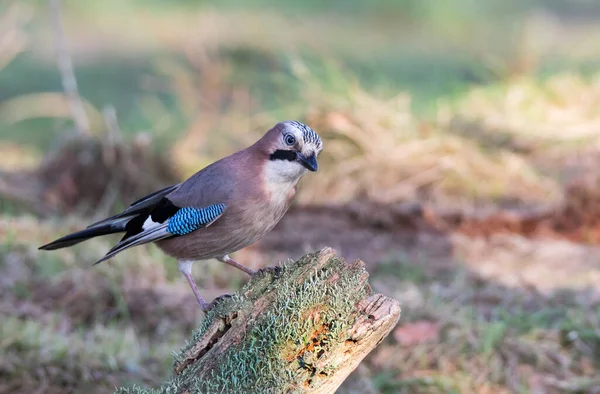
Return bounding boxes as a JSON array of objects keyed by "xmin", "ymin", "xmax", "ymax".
[{"xmin": 207, "ymin": 293, "xmax": 233, "ymax": 310}]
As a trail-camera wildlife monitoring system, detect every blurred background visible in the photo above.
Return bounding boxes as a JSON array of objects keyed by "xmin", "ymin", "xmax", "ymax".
[{"xmin": 2, "ymin": 0, "xmax": 600, "ymax": 392}]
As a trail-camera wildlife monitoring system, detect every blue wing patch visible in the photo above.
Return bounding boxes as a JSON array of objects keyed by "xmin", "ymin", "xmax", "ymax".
[{"xmin": 167, "ymin": 203, "xmax": 226, "ymax": 235}]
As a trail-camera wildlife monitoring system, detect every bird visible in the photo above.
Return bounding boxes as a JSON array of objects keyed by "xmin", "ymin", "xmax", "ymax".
[{"xmin": 39, "ymin": 120, "xmax": 323, "ymax": 311}]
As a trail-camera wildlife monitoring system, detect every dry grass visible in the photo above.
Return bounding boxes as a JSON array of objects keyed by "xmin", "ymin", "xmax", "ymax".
[
  {"xmin": 296, "ymin": 69, "xmax": 562, "ymax": 207},
  {"xmin": 362, "ymin": 251, "xmax": 600, "ymax": 394},
  {"xmin": 441, "ymin": 72, "xmax": 600, "ymax": 156},
  {"xmin": 0, "ymin": 2, "xmax": 30, "ymax": 72},
  {"xmin": 152, "ymin": 50, "xmax": 262, "ymax": 177},
  {"xmin": 147, "ymin": 45, "xmax": 600, "ymax": 212},
  {"xmin": 3, "ymin": 1, "xmax": 599, "ymax": 210},
  {"xmin": 291, "ymin": 68, "xmax": 600, "ymax": 210},
  {"xmin": 0, "ymin": 143, "xmax": 40, "ymax": 170},
  {"xmin": 160, "ymin": 54, "xmax": 573, "ymax": 209}
]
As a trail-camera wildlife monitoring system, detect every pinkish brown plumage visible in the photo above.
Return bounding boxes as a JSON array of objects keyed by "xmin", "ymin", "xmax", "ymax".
[{"xmin": 39, "ymin": 121, "xmax": 323, "ymax": 311}]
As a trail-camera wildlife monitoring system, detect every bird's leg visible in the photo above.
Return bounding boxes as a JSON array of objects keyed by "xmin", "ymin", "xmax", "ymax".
[
  {"xmin": 217, "ymin": 255, "xmax": 256, "ymax": 275},
  {"xmin": 178, "ymin": 260, "xmax": 211, "ymax": 312}
]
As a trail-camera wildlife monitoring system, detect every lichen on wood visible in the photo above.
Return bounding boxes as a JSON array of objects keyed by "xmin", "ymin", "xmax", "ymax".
[{"xmin": 117, "ymin": 247, "xmax": 401, "ymax": 394}]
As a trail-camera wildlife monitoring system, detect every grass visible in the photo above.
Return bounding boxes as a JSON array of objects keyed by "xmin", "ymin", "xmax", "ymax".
[
  {"xmin": 368, "ymin": 263, "xmax": 600, "ymax": 393},
  {"xmin": 2, "ymin": 0, "xmax": 600, "ymax": 393},
  {"xmin": 5, "ymin": 0, "xmax": 600, "ymax": 149},
  {"xmin": 3, "ymin": 215, "xmax": 599, "ymax": 393},
  {"xmin": 0, "ymin": 227, "xmax": 201, "ymax": 393}
]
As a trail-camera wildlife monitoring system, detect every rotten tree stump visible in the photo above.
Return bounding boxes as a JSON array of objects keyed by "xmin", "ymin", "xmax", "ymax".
[{"xmin": 119, "ymin": 248, "xmax": 401, "ymax": 394}]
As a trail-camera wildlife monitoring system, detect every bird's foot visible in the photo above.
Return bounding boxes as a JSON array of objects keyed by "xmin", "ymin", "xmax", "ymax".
[
  {"xmin": 198, "ymin": 299, "xmax": 213, "ymax": 313},
  {"xmin": 254, "ymin": 265, "xmax": 281, "ymax": 277},
  {"xmin": 204, "ymin": 293, "xmax": 234, "ymax": 311}
]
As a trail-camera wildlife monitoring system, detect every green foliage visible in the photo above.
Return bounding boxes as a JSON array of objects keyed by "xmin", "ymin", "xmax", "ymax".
[
  {"xmin": 479, "ymin": 321, "xmax": 507, "ymax": 355},
  {"xmin": 1, "ymin": 315, "xmax": 142, "ymax": 379}
]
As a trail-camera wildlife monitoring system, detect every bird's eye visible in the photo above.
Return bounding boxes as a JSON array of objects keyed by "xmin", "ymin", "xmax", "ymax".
[{"xmin": 284, "ymin": 134, "xmax": 296, "ymax": 146}]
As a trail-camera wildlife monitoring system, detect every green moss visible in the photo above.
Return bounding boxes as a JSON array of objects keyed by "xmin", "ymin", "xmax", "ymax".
[{"xmin": 117, "ymin": 250, "xmax": 369, "ymax": 393}]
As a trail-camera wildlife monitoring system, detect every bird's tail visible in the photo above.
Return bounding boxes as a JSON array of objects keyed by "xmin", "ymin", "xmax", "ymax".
[
  {"xmin": 38, "ymin": 184, "xmax": 179, "ymax": 252},
  {"xmin": 38, "ymin": 217, "xmax": 131, "ymax": 251}
]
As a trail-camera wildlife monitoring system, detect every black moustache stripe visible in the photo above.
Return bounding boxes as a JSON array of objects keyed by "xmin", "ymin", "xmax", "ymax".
[{"xmin": 269, "ymin": 150, "xmax": 297, "ymax": 161}]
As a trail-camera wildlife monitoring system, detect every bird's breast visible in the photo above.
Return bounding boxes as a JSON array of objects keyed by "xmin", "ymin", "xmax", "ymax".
[{"xmin": 267, "ymin": 183, "xmax": 296, "ymax": 209}]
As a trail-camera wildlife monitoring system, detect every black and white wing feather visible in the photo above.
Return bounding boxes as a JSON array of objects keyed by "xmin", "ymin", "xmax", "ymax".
[
  {"xmin": 88, "ymin": 184, "xmax": 180, "ymax": 228},
  {"xmin": 92, "ymin": 202, "xmax": 227, "ymax": 265}
]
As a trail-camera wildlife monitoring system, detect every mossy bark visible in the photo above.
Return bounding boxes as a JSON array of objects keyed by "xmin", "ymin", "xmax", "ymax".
[{"xmin": 119, "ymin": 248, "xmax": 401, "ymax": 394}]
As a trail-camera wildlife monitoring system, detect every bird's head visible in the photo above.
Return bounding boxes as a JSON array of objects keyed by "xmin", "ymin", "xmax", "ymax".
[{"xmin": 259, "ymin": 120, "xmax": 323, "ymax": 183}]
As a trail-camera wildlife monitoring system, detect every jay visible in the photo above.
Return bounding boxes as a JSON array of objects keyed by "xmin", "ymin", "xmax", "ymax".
[{"xmin": 39, "ymin": 121, "xmax": 323, "ymax": 311}]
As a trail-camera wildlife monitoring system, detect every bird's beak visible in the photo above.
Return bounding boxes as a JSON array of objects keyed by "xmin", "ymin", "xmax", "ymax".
[{"xmin": 297, "ymin": 152, "xmax": 318, "ymax": 172}]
